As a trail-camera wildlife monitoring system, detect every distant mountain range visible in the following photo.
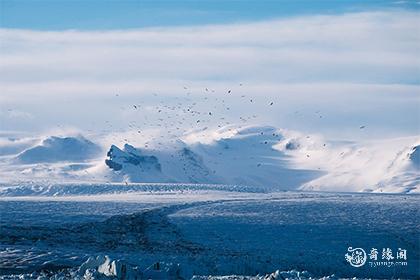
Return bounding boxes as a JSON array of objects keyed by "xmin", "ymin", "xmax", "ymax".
[{"xmin": 1, "ymin": 125, "xmax": 418, "ymax": 193}]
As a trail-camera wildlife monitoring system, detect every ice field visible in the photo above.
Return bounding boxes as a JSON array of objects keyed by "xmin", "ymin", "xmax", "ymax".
[{"xmin": 0, "ymin": 185, "xmax": 418, "ymax": 279}]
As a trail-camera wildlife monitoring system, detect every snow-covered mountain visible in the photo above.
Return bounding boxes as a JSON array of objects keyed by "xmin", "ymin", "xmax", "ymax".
[
  {"xmin": 102, "ymin": 126, "xmax": 320, "ymax": 189},
  {"xmin": 104, "ymin": 144, "xmax": 167, "ymax": 183},
  {"xmin": 296, "ymin": 137, "xmax": 420, "ymax": 193},
  {"xmin": 15, "ymin": 136, "xmax": 102, "ymax": 164},
  {"xmin": 370, "ymin": 144, "xmax": 419, "ymax": 193},
  {"xmin": 101, "ymin": 126, "xmax": 419, "ymax": 193},
  {"xmin": 102, "ymin": 142, "xmax": 224, "ymax": 184},
  {"xmin": 0, "ymin": 125, "xmax": 418, "ymax": 193}
]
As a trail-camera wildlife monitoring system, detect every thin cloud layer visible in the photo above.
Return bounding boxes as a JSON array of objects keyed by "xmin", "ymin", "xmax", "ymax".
[
  {"xmin": 0, "ymin": 11, "xmax": 419, "ymax": 138},
  {"xmin": 1, "ymin": 11, "xmax": 419, "ymax": 92}
]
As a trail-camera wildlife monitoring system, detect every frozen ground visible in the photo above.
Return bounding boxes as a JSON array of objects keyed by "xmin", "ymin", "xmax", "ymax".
[{"xmin": 0, "ymin": 185, "xmax": 419, "ymax": 279}]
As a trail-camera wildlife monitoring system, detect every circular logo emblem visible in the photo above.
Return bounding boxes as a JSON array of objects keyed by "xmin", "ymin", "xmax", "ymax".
[{"xmin": 345, "ymin": 247, "xmax": 367, "ymax": 267}]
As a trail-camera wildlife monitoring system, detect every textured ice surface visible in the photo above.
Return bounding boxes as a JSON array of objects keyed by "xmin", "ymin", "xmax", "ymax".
[
  {"xmin": 0, "ymin": 189, "xmax": 418, "ymax": 279},
  {"xmin": 0, "ymin": 254, "xmax": 335, "ymax": 279}
]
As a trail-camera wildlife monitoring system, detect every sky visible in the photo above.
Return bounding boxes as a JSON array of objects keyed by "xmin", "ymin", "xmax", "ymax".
[
  {"xmin": 2, "ymin": 0, "xmax": 419, "ymax": 30},
  {"xmin": 0, "ymin": 0, "xmax": 419, "ymax": 141}
]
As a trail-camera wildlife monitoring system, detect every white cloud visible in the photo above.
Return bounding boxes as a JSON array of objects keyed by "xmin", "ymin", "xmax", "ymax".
[
  {"xmin": 0, "ymin": 109, "xmax": 33, "ymax": 119},
  {"xmin": 0, "ymin": 11, "xmax": 419, "ymax": 138},
  {"xmin": 1, "ymin": 11, "xmax": 419, "ymax": 91}
]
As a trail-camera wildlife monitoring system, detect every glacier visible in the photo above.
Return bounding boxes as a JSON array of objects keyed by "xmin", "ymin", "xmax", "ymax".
[{"xmin": 0, "ymin": 190, "xmax": 418, "ymax": 279}]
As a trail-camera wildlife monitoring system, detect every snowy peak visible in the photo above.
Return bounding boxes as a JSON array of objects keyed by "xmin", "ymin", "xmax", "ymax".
[
  {"xmin": 105, "ymin": 144, "xmax": 161, "ymax": 172},
  {"xmin": 102, "ymin": 125, "xmax": 319, "ymax": 188},
  {"xmin": 16, "ymin": 135, "xmax": 101, "ymax": 164},
  {"xmin": 2, "ymin": 125, "xmax": 418, "ymax": 193},
  {"xmin": 103, "ymin": 142, "xmax": 216, "ymax": 184}
]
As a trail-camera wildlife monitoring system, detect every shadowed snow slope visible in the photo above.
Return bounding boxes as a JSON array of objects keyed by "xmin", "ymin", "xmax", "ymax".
[
  {"xmin": 295, "ymin": 137, "xmax": 420, "ymax": 193},
  {"xmin": 409, "ymin": 145, "xmax": 420, "ymax": 166},
  {"xmin": 15, "ymin": 136, "xmax": 102, "ymax": 164},
  {"xmin": 0, "ymin": 125, "xmax": 418, "ymax": 193},
  {"xmin": 103, "ymin": 142, "xmax": 218, "ymax": 184},
  {"xmin": 103, "ymin": 126, "xmax": 320, "ymax": 189},
  {"xmin": 102, "ymin": 125, "xmax": 419, "ymax": 193}
]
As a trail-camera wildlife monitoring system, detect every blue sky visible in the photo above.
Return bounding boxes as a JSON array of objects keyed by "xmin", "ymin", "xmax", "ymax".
[{"xmin": 1, "ymin": 0, "xmax": 419, "ymax": 30}]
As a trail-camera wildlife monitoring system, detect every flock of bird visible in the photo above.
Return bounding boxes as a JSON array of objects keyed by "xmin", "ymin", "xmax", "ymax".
[
  {"xmin": 125, "ymin": 86, "xmax": 357, "ymax": 133},
  {"xmin": 87, "ymin": 83, "xmax": 369, "ymax": 156},
  {"xmin": 102, "ymin": 86, "xmax": 368, "ymax": 176},
  {"xmin": 5, "ymin": 83, "xmax": 369, "ymax": 184},
  {"xmin": 105, "ymin": 85, "xmax": 265, "ymax": 146}
]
